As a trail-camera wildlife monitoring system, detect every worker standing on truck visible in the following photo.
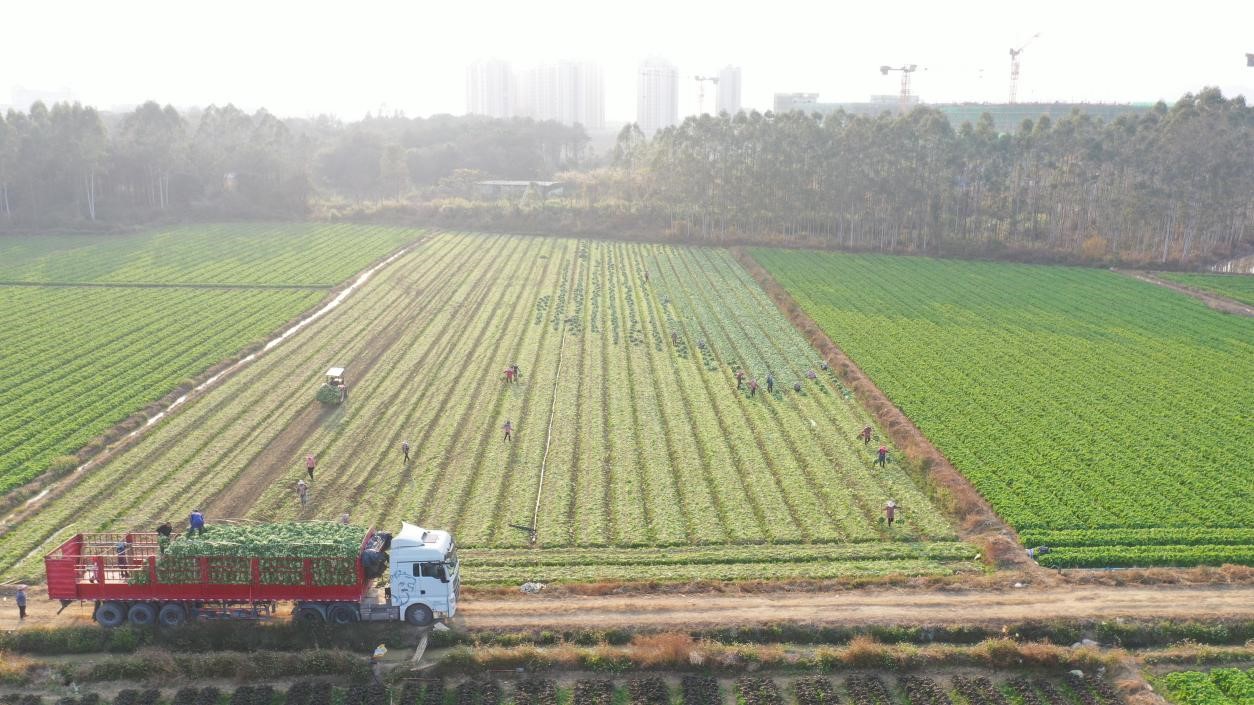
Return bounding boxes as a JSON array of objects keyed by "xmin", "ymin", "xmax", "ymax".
[
  {"xmin": 188, "ymin": 509, "xmax": 205, "ymax": 537},
  {"xmin": 156, "ymin": 522, "xmax": 173, "ymax": 554},
  {"xmin": 305, "ymin": 454, "xmax": 316, "ymax": 481},
  {"xmin": 503, "ymin": 419, "xmax": 513, "ymax": 442},
  {"xmin": 401, "ymin": 440, "xmax": 411, "ymax": 463},
  {"xmin": 296, "ymin": 479, "xmax": 308, "ymax": 508},
  {"xmin": 116, "ymin": 539, "xmax": 129, "ymax": 571},
  {"xmin": 861, "ymin": 426, "xmax": 873, "ymax": 445},
  {"xmin": 884, "ymin": 500, "xmax": 898, "ymax": 527},
  {"xmin": 15, "ymin": 585, "xmax": 26, "ymax": 621},
  {"xmin": 876, "ymin": 445, "xmax": 888, "ymax": 467}
]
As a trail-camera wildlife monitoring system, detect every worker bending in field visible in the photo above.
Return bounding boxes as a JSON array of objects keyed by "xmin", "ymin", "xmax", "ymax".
[
  {"xmin": 503, "ymin": 419, "xmax": 513, "ymax": 442},
  {"xmin": 296, "ymin": 479, "xmax": 308, "ymax": 507},
  {"xmin": 884, "ymin": 500, "xmax": 899, "ymax": 527},
  {"xmin": 806, "ymin": 369, "xmax": 818, "ymax": 381},
  {"xmin": 876, "ymin": 445, "xmax": 888, "ymax": 467},
  {"xmin": 503, "ymin": 366, "xmax": 515, "ymax": 383},
  {"xmin": 305, "ymin": 454, "xmax": 316, "ymax": 481},
  {"xmin": 793, "ymin": 381, "xmax": 802, "ymax": 393},
  {"xmin": 861, "ymin": 426, "xmax": 873, "ymax": 445},
  {"xmin": 187, "ymin": 509, "xmax": 205, "ymax": 537}
]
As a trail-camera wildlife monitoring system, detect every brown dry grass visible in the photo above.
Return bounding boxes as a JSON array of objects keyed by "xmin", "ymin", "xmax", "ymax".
[{"xmin": 630, "ymin": 633, "xmax": 698, "ymax": 667}]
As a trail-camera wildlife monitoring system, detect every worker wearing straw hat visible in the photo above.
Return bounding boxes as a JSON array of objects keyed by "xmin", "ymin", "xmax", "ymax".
[
  {"xmin": 884, "ymin": 500, "xmax": 899, "ymax": 527},
  {"xmin": 15, "ymin": 584, "xmax": 27, "ymax": 620}
]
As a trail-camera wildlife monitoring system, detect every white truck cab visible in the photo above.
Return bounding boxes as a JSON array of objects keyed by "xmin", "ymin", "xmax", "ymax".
[{"xmin": 388, "ymin": 522, "xmax": 459, "ymax": 626}]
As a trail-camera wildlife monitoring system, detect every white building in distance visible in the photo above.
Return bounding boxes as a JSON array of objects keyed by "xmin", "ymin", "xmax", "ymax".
[
  {"xmin": 466, "ymin": 60, "xmax": 514, "ymax": 119},
  {"xmin": 637, "ymin": 57, "xmax": 679, "ymax": 134},
  {"xmin": 717, "ymin": 66, "xmax": 742, "ymax": 116},
  {"xmin": 517, "ymin": 61, "xmax": 604, "ymax": 130}
]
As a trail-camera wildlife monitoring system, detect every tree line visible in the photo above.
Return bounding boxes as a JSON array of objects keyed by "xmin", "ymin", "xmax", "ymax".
[
  {"xmin": 0, "ymin": 102, "xmax": 588, "ymax": 227},
  {"xmin": 574, "ymin": 87, "xmax": 1252, "ymax": 264},
  {"xmin": 2, "ymin": 88, "xmax": 1250, "ymax": 265}
]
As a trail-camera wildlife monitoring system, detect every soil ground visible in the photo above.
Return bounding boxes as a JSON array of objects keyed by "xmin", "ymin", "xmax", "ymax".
[{"xmin": 4, "ymin": 583, "xmax": 1252, "ymax": 632}]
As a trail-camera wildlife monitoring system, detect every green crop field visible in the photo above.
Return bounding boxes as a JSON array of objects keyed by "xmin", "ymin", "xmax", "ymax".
[
  {"xmin": 0, "ymin": 224, "xmax": 422, "ymax": 496},
  {"xmin": 754, "ymin": 250, "xmax": 1254, "ymax": 568},
  {"xmin": 0, "ymin": 233, "xmax": 974, "ymax": 584},
  {"xmin": 1157, "ymin": 272, "xmax": 1254, "ymax": 307},
  {"xmin": 1159, "ymin": 669, "xmax": 1254, "ymax": 705}
]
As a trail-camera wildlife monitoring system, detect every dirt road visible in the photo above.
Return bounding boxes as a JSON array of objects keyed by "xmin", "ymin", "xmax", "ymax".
[
  {"xmin": 7, "ymin": 583, "xmax": 1250, "ymax": 632},
  {"xmin": 1117, "ymin": 270, "xmax": 1254, "ymax": 317},
  {"xmin": 455, "ymin": 584, "xmax": 1254, "ymax": 629}
]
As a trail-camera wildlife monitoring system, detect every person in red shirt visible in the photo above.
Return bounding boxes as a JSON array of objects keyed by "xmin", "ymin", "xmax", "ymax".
[
  {"xmin": 504, "ymin": 367, "xmax": 515, "ymax": 383},
  {"xmin": 876, "ymin": 446, "xmax": 888, "ymax": 467},
  {"xmin": 305, "ymin": 454, "xmax": 316, "ymax": 481},
  {"xmin": 747, "ymin": 379, "xmax": 759, "ymax": 397},
  {"xmin": 884, "ymin": 500, "xmax": 898, "ymax": 527}
]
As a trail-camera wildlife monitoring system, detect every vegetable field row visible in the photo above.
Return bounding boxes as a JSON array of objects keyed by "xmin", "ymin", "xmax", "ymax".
[
  {"xmin": 0, "ymin": 223, "xmax": 418, "ymax": 285},
  {"xmin": 753, "ymin": 249, "xmax": 1254, "ymax": 568},
  {"xmin": 0, "ymin": 233, "xmax": 971, "ymax": 583},
  {"xmin": 1156, "ymin": 272, "xmax": 1254, "ymax": 307},
  {"xmin": 1159, "ymin": 669, "xmax": 1254, "ymax": 705}
]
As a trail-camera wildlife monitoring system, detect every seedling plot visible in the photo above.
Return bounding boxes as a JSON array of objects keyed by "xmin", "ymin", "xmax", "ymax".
[
  {"xmin": 899, "ymin": 678, "xmax": 951, "ymax": 705},
  {"xmin": 794, "ymin": 677, "xmax": 840, "ymax": 705},
  {"xmin": 628, "ymin": 678, "xmax": 671, "ymax": 705},
  {"xmin": 682, "ymin": 676, "xmax": 721, "ymax": 705},
  {"xmin": 573, "ymin": 681, "xmax": 615, "ymax": 705}
]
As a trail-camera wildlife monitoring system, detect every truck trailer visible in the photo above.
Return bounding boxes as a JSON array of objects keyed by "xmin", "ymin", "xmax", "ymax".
[{"xmin": 44, "ymin": 522, "xmax": 458, "ymax": 628}]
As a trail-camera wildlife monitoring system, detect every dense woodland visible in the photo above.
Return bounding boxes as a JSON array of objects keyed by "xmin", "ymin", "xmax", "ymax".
[{"xmin": 1, "ymin": 88, "xmax": 1251, "ymax": 265}]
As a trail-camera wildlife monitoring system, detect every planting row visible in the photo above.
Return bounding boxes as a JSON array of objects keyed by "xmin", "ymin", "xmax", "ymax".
[
  {"xmin": 0, "ymin": 223, "xmax": 420, "ymax": 285},
  {"xmin": 755, "ymin": 249, "xmax": 1253, "ymax": 567},
  {"xmin": 1159, "ymin": 668, "xmax": 1254, "ymax": 705}
]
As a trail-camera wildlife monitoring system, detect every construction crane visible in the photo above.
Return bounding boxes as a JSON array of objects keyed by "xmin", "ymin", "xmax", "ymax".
[
  {"xmin": 694, "ymin": 75, "xmax": 720, "ymax": 115},
  {"xmin": 1009, "ymin": 33, "xmax": 1041, "ymax": 104},
  {"xmin": 879, "ymin": 64, "xmax": 919, "ymax": 114}
]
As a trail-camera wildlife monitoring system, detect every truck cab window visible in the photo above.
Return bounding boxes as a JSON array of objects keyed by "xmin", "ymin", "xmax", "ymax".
[{"xmin": 420, "ymin": 563, "xmax": 447, "ymax": 581}]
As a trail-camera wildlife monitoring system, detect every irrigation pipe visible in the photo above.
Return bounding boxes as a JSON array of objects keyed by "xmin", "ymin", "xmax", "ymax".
[{"xmin": 529, "ymin": 324, "xmax": 569, "ymax": 541}]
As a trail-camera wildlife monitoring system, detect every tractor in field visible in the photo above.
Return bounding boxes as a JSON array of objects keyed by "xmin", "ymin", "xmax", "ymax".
[{"xmin": 317, "ymin": 366, "xmax": 347, "ymax": 404}]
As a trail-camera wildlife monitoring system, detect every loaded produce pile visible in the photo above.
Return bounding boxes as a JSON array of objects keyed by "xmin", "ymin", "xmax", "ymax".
[{"xmin": 130, "ymin": 522, "xmax": 367, "ymax": 586}]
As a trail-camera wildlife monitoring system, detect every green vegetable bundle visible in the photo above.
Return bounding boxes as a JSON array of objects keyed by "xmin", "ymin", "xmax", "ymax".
[{"xmin": 129, "ymin": 522, "xmax": 367, "ymax": 586}]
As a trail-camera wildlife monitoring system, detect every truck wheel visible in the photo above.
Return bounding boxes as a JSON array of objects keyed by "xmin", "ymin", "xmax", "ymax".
[
  {"xmin": 95, "ymin": 601, "xmax": 127, "ymax": 628},
  {"xmin": 158, "ymin": 603, "xmax": 187, "ymax": 627},
  {"xmin": 405, "ymin": 604, "xmax": 433, "ymax": 626},
  {"xmin": 127, "ymin": 602, "xmax": 157, "ymax": 626},
  {"xmin": 327, "ymin": 604, "xmax": 359, "ymax": 625}
]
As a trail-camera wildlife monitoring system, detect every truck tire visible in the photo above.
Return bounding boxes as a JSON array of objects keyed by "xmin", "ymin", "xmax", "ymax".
[
  {"xmin": 405, "ymin": 603, "xmax": 433, "ymax": 627},
  {"xmin": 127, "ymin": 602, "xmax": 157, "ymax": 626},
  {"xmin": 95, "ymin": 601, "xmax": 127, "ymax": 628},
  {"xmin": 295, "ymin": 606, "xmax": 324, "ymax": 624},
  {"xmin": 158, "ymin": 603, "xmax": 187, "ymax": 627},
  {"xmin": 327, "ymin": 604, "xmax": 359, "ymax": 625}
]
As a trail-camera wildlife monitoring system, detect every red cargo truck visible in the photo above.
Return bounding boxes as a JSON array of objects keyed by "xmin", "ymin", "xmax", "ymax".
[{"xmin": 44, "ymin": 523, "xmax": 459, "ymax": 627}]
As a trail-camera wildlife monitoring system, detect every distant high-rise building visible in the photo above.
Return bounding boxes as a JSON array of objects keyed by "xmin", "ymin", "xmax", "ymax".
[
  {"xmin": 466, "ymin": 60, "xmax": 514, "ymax": 118},
  {"xmin": 717, "ymin": 66, "xmax": 742, "ymax": 115},
  {"xmin": 10, "ymin": 86, "xmax": 75, "ymax": 111},
  {"xmin": 773, "ymin": 92, "xmax": 819, "ymax": 113},
  {"xmin": 516, "ymin": 61, "xmax": 604, "ymax": 130},
  {"xmin": 637, "ymin": 57, "xmax": 679, "ymax": 134}
]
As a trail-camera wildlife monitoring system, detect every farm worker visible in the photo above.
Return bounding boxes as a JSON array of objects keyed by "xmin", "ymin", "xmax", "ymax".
[
  {"xmin": 116, "ymin": 539, "xmax": 129, "ymax": 570},
  {"xmin": 861, "ymin": 426, "xmax": 873, "ymax": 445},
  {"xmin": 766, "ymin": 373, "xmax": 775, "ymax": 393},
  {"xmin": 305, "ymin": 454, "xmax": 316, "ymax": 481},
  {"xmin": 793, "ymin": 382, "xmax": 802, "ymax": 393},
  {"xmin": 15, "ymin": 585, "xmax": 27, "ymax": 621},
  {"xmin": 672, "ymin": 331, "xmax": 680, "ymax": 346},
  {"xmin": 512, "ymin": 363, "xmax": 521, "ymax": 380},
  {"xmin": 747, "ymin": 379, "xmax": 759, "ymax": 397},
  {"xmin": 401, "ymin": 440, "xmax": 411, "ymax": 463},
  {"xmin": 735, "ymin": 369, "xmax": 746, "ymax": 389},
  {"xmin": 296, "ymin": 479, "xmax": 308, "ymax": 507},
  {"xmin": 340, "ymin": 512, "xmax": 351, "ymax": 525},
  {"xmin": 503, "ymin": 419, "xmax": 513, "ymax": 442},
  {"xmin": 503, "ymin": 367, "xmax": 515, "ymax": 383},
  {"xmin": 876, "ymin": 445, "xmax": 888, "ymax": 467},
  {"xmin": 884, "ymin": 500, "xmax": 898, "ymax": 527},
  {"xmin": 155, "ymin": 522, "xmax": 172, "ymax": 539},
  {"xmin": 188, "ymin": 509, "xmax": 205, "ymax": 537},
  {"xmin": 806, "ymin": 369, "xmax": 818, "ymax": 381},
  {"xmin": 644, "ymin": 270, "xmax": 650, "ymax": 283}
]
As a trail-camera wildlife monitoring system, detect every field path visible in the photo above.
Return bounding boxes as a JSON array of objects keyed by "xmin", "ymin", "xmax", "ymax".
[
  {"xmin": 6, "ymin": 583, "xmax": 1251, "ymax": 631},
  {"xmin": 1115, "ymin": 269, "xmax": 1254, "ymax": 317},
  {"xmin": 455, "ymin": 584, "xmax": 1254, "ymax": 629}
]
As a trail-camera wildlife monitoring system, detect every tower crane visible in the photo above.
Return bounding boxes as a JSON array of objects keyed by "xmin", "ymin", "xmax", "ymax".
[
  {"xmin": 695, "ymin": 75, "xmax": 720, "ymax": 115},
  {"xmin": 878, "ymin": 64, "xmax": 919, "ymax": 114},
  {"xmin": 1009, "ymin": 33, "xmax": 1041, "ymax": 104}
]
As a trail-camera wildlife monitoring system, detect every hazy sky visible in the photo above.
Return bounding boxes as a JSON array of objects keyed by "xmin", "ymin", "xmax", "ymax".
[{"xmin": 3, "ymin": 0, "xmax": 1252, "ymax": 126}]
